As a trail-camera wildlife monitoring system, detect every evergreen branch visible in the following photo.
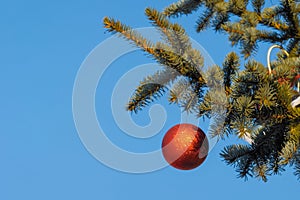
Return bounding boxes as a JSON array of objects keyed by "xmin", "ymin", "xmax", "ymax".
[
  {"xmin": 253, "ymin": 164, "xmax": 268, "ymax": 182},
  {"xmin": 163, "ymin": 0, "xmax": 203, "ymax": 17},
  {"xmin": 212, "ymin": 11, "xmax": 229, "ymax": 31},
  {"xmin": 169, "ymin": 79, "xmax": 191, "ymax": 104},
  {"xmin": 182, "ymin": 89, "xmax": 199, "ymax": 112},
  {"xmin": 241, "ymin": 27, "xmax": 259, "ymax": 58},
  {"xmin": 280, "ymin": 140, "xmax": 298, "ymax": 165},
  {"xmin": 104, "ymin": 0, "xmax": 300, "ymax": 181},
  {"xmin": 295, "ymin": 163, "xmax": 300, "ymax": 180},
  {"xmin": 221, "ymin": 144, "xmax": 254, "ymax": 180},
  {"xmin": 184, "ymin": 48, "xmax": 205, "ymax": 72},
  {"xmin": 240, "ymin": 11, "xmax": 260, "ymax": 27},
  {"xmin": 168, "ymin": 78, "xmax": 201, "ymax": 112},
  {"xmin": 127, "ymin": 83, "xmax": 166, "ymax": 112},
  {"xmin": 209, "ymin": 113, "xmax": 229, "ymax": 139},
  {"xmin": 227, "ymin": 0, "xmax": 248, "ymax": 15},
  {"xmin": 198, "ymin": 90, "xmax": 212, "ymax": 118},
  {"xmin": 104, "ymin": 14, "xmax": 206, "ymax": 112},
  {"xmin": 103, "ymin": 17, "xmax": 155, "ymax": 54},
  {"xmin": 252, "ymin": 0, "xmax": 265, "ymax": 13},
  {"xmin": 223, "ymin": 52, "xmax": 240, "ymax": 95},
  {"xmin": 257, "ymin": 29, "xmax": 285, "ymax": 43},
  {"xmin": 145, "ymin": 8, "xmax": 205, "ymax": 74},
  {"xmin": 145, "ymin": 7, "xmax": 173, "ymax": 30},
  {"xmin": 261, "ymin": 7, "xmax": 290, "ymax": 31},
  {"xmin": 202, "ymin": 1, "xmax": 229, "ymax": 31},
  {"xmin": 221, "ymin": 123, "xmax": 289, "ymax": 181},
  {"xmin": 223, "ymin": 23, "xmax": 284, "ymax": 57},
  {"xmin": 207, "ymin": 90, "xmax": 229, "ymax": 139},
  {"xmin": 281, "ymin": 0, "xmax": 299, "ymax": 34},
  {"xmin": 154, "ymin": 45, "xmax": 206, "ymax": 86},
  {"xmin": 294, "ymin": 150, "xmax": 300, "ymax": 179},
  {"xmin": 286, "ymin": 39, "xmax": 300, "ymax": 56},
  {"xmin": 127, "ymin": 68, "xmax": 179, "ymax": 112},
  {"xmin": 204, "ymin": 65, "xmax": 224, "ymax": 88},
  {"xmin": 145, "ymin": 8, "xmax": 191, "ymax": 53},
  {"xmin": 163, "ymin": 0, "xmax": 299, "ymax": 56},
  {"xmin": 220, "ymin": 144, "xmax": 253, "ymax": 167},
  {"xmin": 196, "ymin": 8, "xmax": 214, "ymax": 32},
  {"xmin": 255, "ymin": 83, "xmax": 277, "ymax": 109}
]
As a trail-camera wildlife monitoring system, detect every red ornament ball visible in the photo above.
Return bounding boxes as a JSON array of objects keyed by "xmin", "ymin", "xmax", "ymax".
[{"xmin": 162, "ymin": 123, "xmax": 209, "ymax": 170}]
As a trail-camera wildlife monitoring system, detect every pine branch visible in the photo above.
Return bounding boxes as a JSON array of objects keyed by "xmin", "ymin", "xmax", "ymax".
[
  {"xmin": 164, "ymin": 0, "xmax": 300, "ymax": 57},
  {"xmin": 163, "ymin": 0, "xmax": 203, "ymax": 17},
  {"xmin": 103, "ymin": 13, "xmax": 206, "ymax": 112},
  {"xmin": 153, "ymin": 45, "xmax": 205, "ymax": 86},
  {"xmin": 145, "ymin": 8, "xmax": 205, "ymax": 70},
  {"xmin": 221, "ymin": 122, "xmax": 289, "ymax": 181},
  {"xmin": 261, "ymin": 7, "xmax": 290, "ymax": 31},
  {"xmin": 221, "ymin": 144, "xmax": 253, "ymax": 167},
  {"xmin": 104, "ymin": 0, "xmax": 300, "ymax": 181},
  {"xmin": 103, "ymin": 17, "xmax": 155, "ymax": 54},
  {"xmin": 286, "ymin": 39, "xmax": 300, "ymax": 56},
  {"xmin": 223, "ymin": 52, "xmax": 240, "ymax": 95},
  {"xmin": 127, "ymin": 68, "xmax": 179, "ymax": 112},
  {"xmin": 252, "ymin": 0, "xmax": 265, "ymax": 13},
  {"xmin": 281, "ymin": 0, "xmax": 299, "ymax": 34},
  {"xmin": 145, "ymin": 8, "xmax": 191, "ymax": 53},
  {"xmin": 196, "ymin": 8, "xmax": 214, "ymax": 32},
  {"xmin": 206, "ymin": 90, "xmax": 229, "ymax": 139},
  {"xmin": 294, "ymin": 151, "xmax": 300, "ymax": 180},
  {"xmin": 169, "ymin": 78, "xmax": 200, "ymax": 112},
  {"xmin": 255, "ymin": 83, "xmax": 277, "ymax": 109}
]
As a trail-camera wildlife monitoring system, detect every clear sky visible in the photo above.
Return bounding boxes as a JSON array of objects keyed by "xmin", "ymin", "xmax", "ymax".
[{"xmin": 1, "ymin": 0, "xmax": 299, "ymax": 200}]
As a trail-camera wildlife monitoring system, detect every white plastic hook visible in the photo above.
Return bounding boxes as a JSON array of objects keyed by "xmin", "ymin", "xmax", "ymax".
[
  {"xmin": 267, "ymin": 45, "xmax": 300, "ymax": 107},
  {"xmin": 267, "ymin": 45, "xmax": 299, "ymax": 92},
  {"xmin": 267, "ymin": 44, "xmax": 289, "ymax": 74}
]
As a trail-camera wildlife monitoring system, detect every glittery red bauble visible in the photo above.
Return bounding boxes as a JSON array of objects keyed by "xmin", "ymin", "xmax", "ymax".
[{"xmin": 162, "ymin": 123, "xmax": 209, "ymax": 170}]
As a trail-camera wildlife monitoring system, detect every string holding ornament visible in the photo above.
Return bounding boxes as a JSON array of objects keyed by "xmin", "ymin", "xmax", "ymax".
[{"xmin": 267, "ymin": 45, "xmax": 300, "ymax": 108}]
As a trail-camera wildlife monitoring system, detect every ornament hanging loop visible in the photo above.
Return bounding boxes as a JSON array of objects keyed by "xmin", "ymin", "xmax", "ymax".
[
  {"xmin": 267, "ymin": 45, "xmax": 300, "ymax": 92},
  {"xmin": 267, "ymin": 44, "xmax": 289, "ymax": 74}
]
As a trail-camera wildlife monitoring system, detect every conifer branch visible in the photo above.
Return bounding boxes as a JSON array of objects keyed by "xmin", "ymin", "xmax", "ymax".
[
  {"xmin": 196, "ymin": 8, "xmax": 214, "ymax": 32},
  {"xmin": 163, "ymin": 0, "xmax": 203, "ymax": 17},
  {"xmin": 104, "ymin": 0, "xmax": 300, "ymax": 181},
  {"xmin": 252, "ymin": 0, "xmax": 265, "ymax": 13},
  {"xmin": 103, "ymin": 17, "xmax": 155, "ymax": 54},
  {"xmin": 127, "ymin": 68, "xmax": 179, "ymax": 112},
  {"xmin": 164, "ymin": 0, "xmax": 300, "ymax": 57},
  {"xmin": 145, "ymin": 7, "xmax": 191, "ymax": 53},
  {"xmin": 223, "ymin": 52, "xmax": 240, "ymax": 95}
]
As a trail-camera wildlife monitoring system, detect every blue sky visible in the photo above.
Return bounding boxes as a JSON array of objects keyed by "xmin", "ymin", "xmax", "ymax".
[{"xmin": 1, "ymin": 0, "xmax": 299, "ymax": 199}]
